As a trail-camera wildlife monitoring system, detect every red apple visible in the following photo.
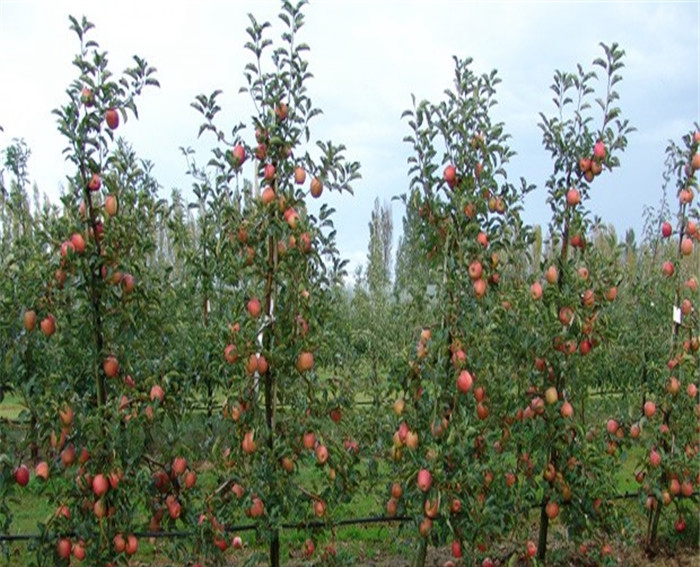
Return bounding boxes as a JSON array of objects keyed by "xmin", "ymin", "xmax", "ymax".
[
  {"xmin": 593, "ymin": 140, "xmax": 606, "ymax": 159},
  {"xmin": 417, "ymin": 468, "xmax": 432, "ymax": 492},
  {"xmin": 105, "ymin": 108, "xmax": 119, "ymax": 130},
  {"xmin": 247, "ymin": 297, "xmax": 262, "ymax": 318},
  {"xmin": 296, "ymin": 351, "xmax": 314, "ymax": 373},
  {"xmin": 103, "ymin": 355, "xmax": 119, "ymax": 378},
  {"xmin": 14, "ymin": 464, "xmax": 29, "ymax": 486},
  {"xmin": 456, "ymin": 370, "xmax": 473, "ymax": 394},
  {"xmin": 23, "ymin": 310, "xmax": 36, "ymax": 332},
  {"xmin": 444, "ymin": 164, "xmax": 457, "ymax": 187}
]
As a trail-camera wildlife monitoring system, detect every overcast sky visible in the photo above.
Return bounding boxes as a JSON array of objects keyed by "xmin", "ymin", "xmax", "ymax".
[{"xmin": 1, "ymin": 1, "xmax": 698, "ymax": 275}]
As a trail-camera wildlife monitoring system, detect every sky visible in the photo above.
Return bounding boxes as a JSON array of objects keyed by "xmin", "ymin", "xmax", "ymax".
[{"xmin": 0, "ymin": 1, "xmax": 698, "ymax": 277}]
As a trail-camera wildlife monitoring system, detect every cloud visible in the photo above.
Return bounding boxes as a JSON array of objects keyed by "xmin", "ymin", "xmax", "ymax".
[{"xmin": 1, "ymin": 1, "xmax": 698, "ymax": 270}]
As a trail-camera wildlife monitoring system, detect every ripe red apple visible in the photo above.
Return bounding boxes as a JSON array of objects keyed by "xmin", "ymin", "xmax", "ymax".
[
  {"xmin": 662, "ymin": 261, "xmax": 674, "ymax": 277},
  {"xmin": 92, "ymin": 473, "xmax": 109, "ymax": 497},
  {"xmin": 444, "ymin": 164, "xmax": 457, "ymax": 187},
  {"xmin": 473, "ymin": 278, "xmax": 487, "ymax": 298},
  {"xmin": 14, "ymin": 464, "xmax": 29, "ymax": 486},
  {"xmin": 315, "ymin": 444, "xmax": 329, "ymax": 465},
  {"xmin": 530, "ymin": 281, "xmax": 543, "ymax": 300},
  {"xmin": 57, "ymin": 538, "xmax": 72, "ymax": 560},
  {"xmin": 261, "ymin": 186, "xmax": 275, "ymax": 205},
  {"xmin": 88, "ymin": 173, "xmax": 101, "ymax": 191},
  {"xmin": 606, "ymin": 419, "xmax": 619, "ymax": 435},
  {"xmin": 35, "ymin": 461, "xmax": 49, "ymax": 481},
  {"xmin": 649, "ymin": 448, "xmax": 661, "ymax": 468},
  {"xmin": 560, "ymin": 401, "xmax": 573, "ymax": 418},
  {"xmin": 231, "ymin": 144, "xmax": 246, "ymax": 167},
  {"xmin": 125, "ymin": 534, "xmax": 138, "ymax": 555},
  {"xmin": 558, "ymin": 306, "xmax": 574, "ymax": 326},
  {"xmin": 593, "ymin": 140, "xmax": 606, "ymax": 159},
  {"xmin": 313, "ymin": 499, "xmax": 326, "ymax": 517},
  {"xmin": 275, "ymin": 102, "xmax": 288, "ymax": 121},
  {"xmin": 687, "ymin": 383, "xmax": 698, "ymax": 398},
  {"xmin": 150, "ymin": 384, "xmax": 165, "ymax": 403},
  {"xmin": 566, "ymin": 187, "xmax": 581, "ymax": 206},
  {"xmin": 294, "ymin": 167, "xmax": 307, "ymax": 185},
  {"xmin": 477, "ymin": 232, "xmax": 488, "ymax": 248},
  {"xmin": 105, "ymin": 108, "xmax": 119, "ymax": 130},
  {"xmin": 661, "ymin": 221, "xmax": 672, "ymax": 238},
  {"xmin": 675, "ymin": 516, "xmax": 687, "ymax": 533},
  {"xmin": 172, "ymin": 456, "xmax": 187, "ymax": 476},
  {"xmin": 417, "ymin": 468, "xmax": 432, "ymax": 492},
  {"xmin": 680, "ymin": 237, "xmax": 694, "ymax": 256},
  {"xmin": 468, "ymin": 260, "xmax": 483, "ymax": 281},
  {"xmin": 263, "ymin": 163, "xmax": 275, "ymax": 181},
  {"xmin": 70, "ymin": 233, "xmax": 86, "ymax": 254},
  {"xmin": 242, "ymin": 430, "xmax": 257, "ymax": 454},
  {"xmin": 451, "ymin": 540, "xmax": 462, "ymax": 558},
  {"xmin": 296, "ymin": 351, "xmax": 314, "ymax": 373},
  {"xmin": 72, "ymin": 540, "xmax": 86, "ymax": 561},
  {"xmin": 309, "ymin": 176, "xmax": 323, "ymax": 198},
  {"xmin": 250, "ymin": 496, "xmax": 264, "ymax": 517},
  {"xmin": 643, "ymin": 400, "xmax": 656, "ymax": 419},
  {"xmin": 232, "ymin": 535, "xmax": 243, "ymax": 549},
  {"xmin": 545, "ymin": 500, "xmax": 559, "ymax": 519},
  {"xmin": 103, "ymin": 355, "xmax": 119, "ymax": 378},
  {"xmin": 456, "ymin": 370, "xmax": 473, "ymax": 393},
  {"xmin": 247, "ymin": 297, "xmax": 262, "ymax": 318},
  {"xmin": 526, "ymin": 540, "xmax": 537, "ymax": 558},
  {"xmin": 545, "ymin": 265, "xmax": 558, "ymax": 285},
  {"xmin": 60, "ymin": 240, "xmax": 75, "ymax": 258}
]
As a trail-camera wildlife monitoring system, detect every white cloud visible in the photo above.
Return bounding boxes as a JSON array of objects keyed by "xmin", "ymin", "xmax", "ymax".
[{"xmin": 1, "ymin": 1, "xmax": 698, "ymax": 267}]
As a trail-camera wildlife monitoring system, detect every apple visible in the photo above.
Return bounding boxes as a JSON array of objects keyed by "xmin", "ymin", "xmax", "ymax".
[
  {"xmin": 680, "ymin": 237, "xmax": 694, "ymax": 256},
  {"xmin": 526, "ymin": 540, "xmax": 537, "ymax": 558},
  {"xmin": 247, "ymin": 297, "xmax": 262, "ymax": 318},
  {"xmin": 172, "ymin": 456, "xmax": 187, "ymax": 476},
  {"xmin": 559, "ymin": 401, "xmax": 573, "ymax": 418},
  {"xmin": 303, "ymin": 538, "xmax": 315, "ymax": 558},
  {"xmin": 232, "ymin": 535, "xmax": 243, "ymax": 549},
  {"xmin": 606, "ymin": 419, "xmax": 619, "ymax": 435},
  {"xmin": 23, "ymin": 310, "xmax": 36, "ymax": 332},
  {"xmin": 530, "ymin": 282, "xmax": 543, "ymax": 300},
  {"xmin": 150, "ymin": 384, "xmax": 164, "ymax": 403},
  {"xmin": 14, "ymin": 464, "xmax": 29, "ymax": 486},
  {"xmin": 313, "ymin": 499, "xmax": 326, "ymax": 517},
  {"xmin": 263, "ymin": 163, "xmax": 275, "ymax": 181},
  {"xmin": 315, "ymin": 444, "xmax": 329, "ymax": 465},
  {"xmin": 92, "ymin": 473, "xmax": 109, "ymax": 497},
  {"xmin": 103, "ymin": 355, "xmax": 119, "ymax": 378},
  {"xmin": 125, "ymin": 534, "xmax": 138, "ymax": 555},
  {"xmin": 393, "ymin": 398, "xmax": 405, "ymax": 416},
  {"xmin": 275, "ymin": 102, "xmax": 288, "ymax": 120},
  {"xmin": 35, "ymin": 461, "xmax": 49, "ymax": 481},
  {"xmin": 444, "ymin": 164, "xmax": 457, "ymax": 187},
  {"xmin": 105, "ymin": 108, "xmax": 119, "ymax": 130},
  {"xmin": 593, "ymin": 140, "xmax": 606, "ymax": 159},
  {"xmin": 661, "ymin": 221, "xmax": 672, "ymax": 238},
  {"xmin": 643, "ymin": 400, "xmax": 656, "ymax": 419},
  {"xmin": 250, "ymin": 496, "xmax": 264, "ymax": 517},
  {"xmin": 558, "ymin": 306, "xmax": 573, "ymax": 326},
  {"xmin": 293, "ymin": 167, "xmax": 307, "ymax": 185},
  {"xmin": 473, "ymin": 278, "xmax": 487, "ymax": 298},
  {"xmin": 242, "ymin": 430, "xmax": 257, "ymax": 454},
  {"xmin": 57, "ymin": 538, "xmax": 72, "ymax": 560},
  {"xmin": 112, "ymin": 534, "xmax": 126, "ymax": 554},
  {"xmin": 544, "ymin": 386, "xmax": 558, "ymax": 405},
  {"xmin": 566, "ymin": 187, "xmax": 581, "ymax": 206},
  {"xmin": 80, "ymin": 87, "xmax": 94, "ymax": 106},
  {"xmin": 417, "ymin": 468, "xmax": 432, "ymax": 492},
  {"xmin": 692, "ymin": 153, "xmax": 700, "ymax": 171},
  {"xmin": 579, "ymin": 157, "xmax": 591, "ymax": 172},
  {"xmin": 545, "ymin": 500, "xmax": 559, "ymax": 519},
  {"xmin": 60, "ymin": 240, "xmax": 75, "ymax": 258},
  {"xmin": 649, "ymin": 448, "xmax": 661, "ymax": 468},
  {"xmin": 310, "ymin": 176, "xmax": 323, "ymax": 198},
  {"xmin": 545, "ymin": 265, "xmax": 558, "ymax": 285},
  {"xmin": 456, "ymin": 370, "xmax": 473, "ymax": 393},
  {"xmin": 477, "ymin": 231, "xmax": 488, "ymax": 248},
  {"xmin": 675, "ymin": 516, "xmax": 687, "ymax": 533},
  {"xmin": 88, "ymin": 173, "xmax": 101, "ymax": 191},
  {"xmin": 590, "ymin": 160, "xmax": 602, "ymax": 175},
  {"xmin": 687, "ymin": 383, "xmax": 698, "ymax": 398},
  {"xmin": 231, "ymin": 144, "xmax": 246, "ymax": 167},
  {"xmin": 72, "ymin": 540, "xmax": 86, "ymax": 561},
  {"xmin": 451, "ymin": 540, "xmax": 462, "ymax": 558},
  {"xmin": 468, "ymin": 260, "xmax": 483, "ymax": 281},
  {"xmin": 261, "ymin": 186, "xmax": 275, "ymax": 205},
  {"xmin": 71, "ymin": 233, "xmax": 86, "ymax": 254},
  {"xmin": 104, "ymin": 194, "xmax": 118, "ymax": 217},
  {"xmin": 662, "ymin": 261, "xmax": 674, "ymax": 277},
  {"xmin": 418, "ymin": 517, "xmax": 433, "ymax": 537},
  {"xmin": 296, "ymin": 351, "xmax": 314, "ymax": 373}
]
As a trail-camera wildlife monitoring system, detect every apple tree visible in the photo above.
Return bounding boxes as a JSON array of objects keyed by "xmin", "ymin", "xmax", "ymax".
[{"xmin": 388, "ymin": 55, "xmax": 533, "ymax": 567}]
